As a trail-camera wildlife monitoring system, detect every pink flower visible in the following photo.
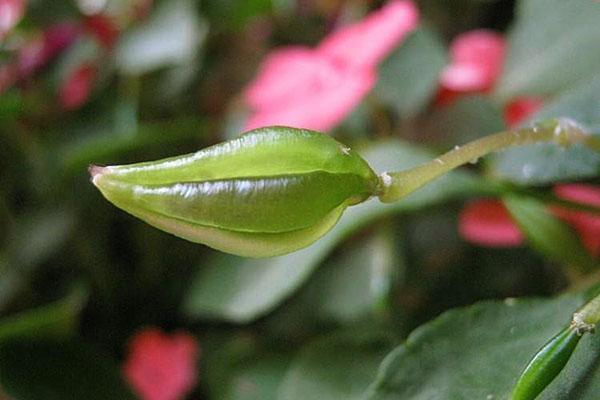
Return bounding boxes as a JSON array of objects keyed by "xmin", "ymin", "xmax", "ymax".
[
  {"xmin": 0, "ymin": 22, "xmax": 80, "ymax": 96},
  {"xmin": 59, "ymin": 63, "xmax": 96, "ymax": 110},
  {"xmin": 123, "ymin": 328, "xmax": 200, "ymax": 400},
  {"xmin": 440, "ymin": 30, "xmax": 505, "ymax": 94},
  {"xmin": 552, "ymin": 184, "xmax": 600, "ymax": 257},
  {"xmin": 243, "ymin": 0, "xmax": 419, "ymax": 131},
  {"xmin": 459, "ymin": 185, "xmax": 600, "ymax": 257},
  {"xmin": 436, "ymin": 29, "xmax": 544, "ymax": 126},
  {"xmin": 244, "ymin": 47, "xmax": 376, "ymax": 131},
  {"xmin": 0, "ymin": 0, "xmax": 25, "ymax": 39},
  {"xmin": 459, "ymin": 199, "xmax": 524, "ymax": 247},
  {"xmin": 503, "ymin": 96, "xmax": 544, "ymax": 128},
  {"xmin": 15, "ymin": 22, "xmax": 81, "ymax": 81},
  {"xmin": 316, "ymin": 0, "xmax": 420, "ymax": 70}
]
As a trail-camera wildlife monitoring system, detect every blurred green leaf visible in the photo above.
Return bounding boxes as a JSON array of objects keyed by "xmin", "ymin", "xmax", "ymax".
[
  {"xmin": 53, "ymin": 37, "xmax": 101, "ymax": 84},
  {"xmin": 58, "ymin": 117, "xmax": 207, "ymax": 177},
  {"xmin": 202, "ymin": 0, "xmax": 280, "ymax": 30},
  {"xmin": 495, "ymin": 0, "xmax": 600, "ymax": 101},
  {"xmin": 0, "ymin": 338, "xmax": 136, "ymax": 400},
  {"xmin": 0, "ymin": 90, "xmax": 23, "ymax": 122},
  {"xmin": 0, "ymin": 209, "xmax": 76, "ymax": 309},
  {"xmin": 5, "ymin": 209, "xmax": 75, "ymax": 268},
  {"xmin": 0, "ymin": 289, "xmax": 85, "ymax": 342},
  {"xmin": 220, "ymin": 353, "xmax": 291, "ymax": 400},
  {"xmin": 490, "ymin": 76, "xmax": 600, "ymax": 184},
  {"xmin": 375, "ymin": 27, "xmax": 447, "ymax": 117},
  {"xmin": 306, "ymin": 226, "xmax": 401, "ymax": 323},
  {"xmin": 426, "ymin": 96, "xmax": 505, "ymax": 144},
  {"xmin": 201, "ymin": 333, "xmax": 292, "ymax": 400},
  {"xmin": 364, "ymin": 286, "xmax": 600, "ymax": 399},
  {"xmin": 184, "ymin": 140, "xmax": 486, "ymax": 323},
  {"xmin": 255, "ymin": 226, "xmax": 403, "ymax": 338},
  {"xmin": 278, "ymin": 328, "xmax": 396, "ymax": 400},
  {"xmin": 116, "ymin": 0, "xmax": 208, "ymax": 75},
  {"xmin": 503, "ymin": 195, "xmax": 596, "ymax": 273}
]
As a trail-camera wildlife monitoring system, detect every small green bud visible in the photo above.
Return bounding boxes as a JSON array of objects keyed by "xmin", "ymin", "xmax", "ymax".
[
  {"xmin": 511, "ymin": 326, "xmax": 581, "ymax": 400},
  {"xmin": 90, "ymin": 127, "xmax": 379, "ymax": 258}
]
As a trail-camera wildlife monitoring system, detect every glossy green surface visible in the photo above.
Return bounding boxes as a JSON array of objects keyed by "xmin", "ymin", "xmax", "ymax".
[
  {"xmin": 511, "ymin": 326, "xmax": 581, "ymax": 400},
  {"xmin": 100, "ymin": 127, "xmax": 377, "ymax": 185},
  {"xmin": 91, "ymin": 127, "xmax": 379, "ymax": 257},
  {"xmin": 94, "ymin": 171, "xmax": 370, "ymax": 233}
]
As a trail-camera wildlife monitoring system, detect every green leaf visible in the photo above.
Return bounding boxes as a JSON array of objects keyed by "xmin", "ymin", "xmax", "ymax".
[
  {"xmin": 0, "ymin": 209, "xmax": 76, "ymax": 309},
  {"xmin": 375, "ymin": 27, "xmax": 447, "ymax": 117},
  {"xmin": 0, "ymin": 289, "xmax": 85, "ymax": 342},
  {"xmin": 0, "ymin": 90, "xmax": 23, "ymax": 122},
  {"xmin": 490, "ymin": 75, "xmax": 600, "ymax": 184},
  {"xmin": 202, "ymin": 0, "xmax": 279, "ymax": 30},
  {"xmin": 58, "ymin": 117, "xmax": 206, "ymax": 177},
  {"xmin": 503, "ymin": 195, "xmax": 596, "ymax": 273},
  {"xmin": 364, "ymin": 288, "xmax": 600, "ymax": 399},
  {"xmin": 304, "ymin": 226, "xmax": 401, "ymax": 323},
  {"xmin": 184, "ymin": 140, "xmax": 485, "ymax": 323},
  {"xmin": 5, "ymin": 209, "xmax": 75, "ymax": 269},
  {"xmin": 278, "ymin": 329, "xmax": 397, "ymax": 400},
  {"xmin": 0, "ymin": 338, "xmax": 136, "ymax": 400},
  {"xmin": 201, "ymin": 333, "xmax": 292, "ymax": 400},
  {"xmin": 495, "ymin": 0, "xmax": 600, "ymax": 101},
  {"xmin": 219, "ymin": 353, "xmax": 291, "ymax": 400},
  {"xmin": 426, "ymin": 96, "xmax": 505, "ymax": 144},
  {"xmin": 116, "ymin": 0, "xmax": 208, "ymax": 74}
]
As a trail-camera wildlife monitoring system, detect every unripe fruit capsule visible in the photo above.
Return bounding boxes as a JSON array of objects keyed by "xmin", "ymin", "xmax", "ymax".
[
  {"xmin": 511, "ymin": 326, "xmax": 581, "ymax": 400},
  {"xmin": 90, "ymin": 127, "xmax": 379, "ymax": 258}
]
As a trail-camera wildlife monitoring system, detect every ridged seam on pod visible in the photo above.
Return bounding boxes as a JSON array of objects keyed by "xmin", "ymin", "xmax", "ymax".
[{"xmin": 90, "ymin": 127, "xmax": 380, "ymax": 258}]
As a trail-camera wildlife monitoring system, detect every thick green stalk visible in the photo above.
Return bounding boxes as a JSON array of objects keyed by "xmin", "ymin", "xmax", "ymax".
[{"xmin": 378, "ymin": 118, "xmax": 599, "ymax": 203}]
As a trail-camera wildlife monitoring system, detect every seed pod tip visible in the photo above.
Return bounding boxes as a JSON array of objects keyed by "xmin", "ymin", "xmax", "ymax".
[{"xmin": 88, "ymin": 165, "xmax": 106, "ymax": 185}]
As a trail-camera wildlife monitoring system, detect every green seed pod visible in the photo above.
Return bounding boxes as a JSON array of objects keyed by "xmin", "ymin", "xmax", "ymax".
[
  {"xmin": 90, "ymin": 127, "xmax": 379, "ymax": 258},
  {"xmin": 511, "ymin": 326, "xmax": 581, "ymax": 400}
]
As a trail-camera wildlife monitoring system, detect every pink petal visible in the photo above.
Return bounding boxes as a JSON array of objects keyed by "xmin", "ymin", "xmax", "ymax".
[
  {"xmin": 0, "ymin": 0, "xmax": 25, "ymax": 39},
  {"xmin": 244, "ymin": 47, "xmax": 322, "ymax": 110},
  {"xmin": 440, "ymin": 29, "xmax": 505, "ymax": 93},
  {"xmin": 244, "ymin": 65, "xmax": 376, "ymax": 131},
  {"xmin": 439, "ymin": 63, "xmax": 490, "ymax": 92},
  {"xmin": 123, "ymin": 328, "xmax": 200, "ymax": 400},
  {"xmin": 16, "ymin": 22, "xmax": 81, "ymax": 81},
  {"xmin": 41, "ymin": 22, "xmax": 82, "ymax": 62},
  {"xmin": 503, "ymin": 96, "xmax": 544, "ymax": 128},
  {"xmin": 243, "ymin": 1, "xmax": 420, "ymax": 132},
  {"xmin": 317, "ymin": 0, "xmax": 419, "ymax": 70},
  {"xmin": 459, "ymin": 199, "xmax": 524, "ymax": 247},
  {"xmin": 552, "ymin": 184, "xmax": 600, "ymax": 257},
  {"xmin": 59, "ymin": 63, "xmax": 96, "ymax": 110}
]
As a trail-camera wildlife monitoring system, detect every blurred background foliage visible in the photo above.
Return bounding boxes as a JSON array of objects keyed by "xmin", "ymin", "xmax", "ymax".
[{"xmin": 1, "ymin": 0, "xmax": 600, "ymax": 398}]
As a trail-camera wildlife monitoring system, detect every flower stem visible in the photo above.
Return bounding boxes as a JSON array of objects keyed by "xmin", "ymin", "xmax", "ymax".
[{"xmin": 378, "ymin": 118, "xmax": 600, "ymax": 203}]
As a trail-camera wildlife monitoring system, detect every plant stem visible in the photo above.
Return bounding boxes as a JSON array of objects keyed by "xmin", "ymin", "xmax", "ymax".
[{"xmin": 378, "ymin": 118, "xmax": 600, "ymax": 203}]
